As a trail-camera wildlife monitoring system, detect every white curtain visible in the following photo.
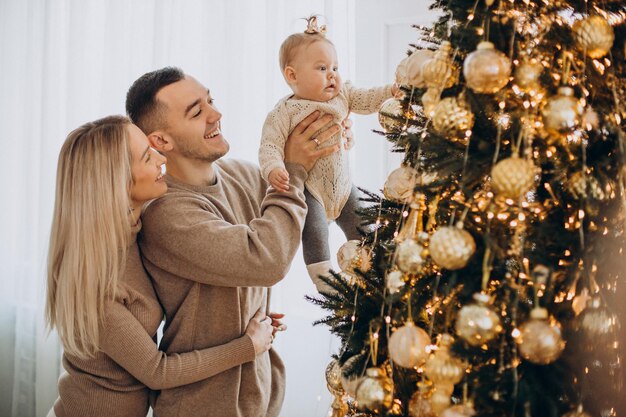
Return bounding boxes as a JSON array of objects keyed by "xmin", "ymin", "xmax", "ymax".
[{"xmin": 0, "ymin": 1, "xmax": 356, "ymax": 416}]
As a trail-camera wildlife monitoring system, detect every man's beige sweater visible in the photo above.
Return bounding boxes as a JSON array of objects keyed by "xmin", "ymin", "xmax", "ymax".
[
  {"xmin": 54, "ymin": 225, "xmax": 257, "ymax": 417},
  {"xmin": 138, "ymin": 159, "xmax": 308, "ymax": 417}
]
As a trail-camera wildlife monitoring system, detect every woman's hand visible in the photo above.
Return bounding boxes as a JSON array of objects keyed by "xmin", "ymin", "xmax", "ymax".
[
  {"xmin": 245, "ymin": 310, "xmax": 274, "ymax": 355},
  {"xmin": 268, "ymin": 312, "xmax": 287, "ymax": 336}
]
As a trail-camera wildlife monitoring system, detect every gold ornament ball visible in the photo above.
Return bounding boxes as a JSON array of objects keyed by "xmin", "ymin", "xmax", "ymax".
[
  {"xmin": 567, "ymin": 171, "xmax": 609, "ymax": 201},
  {"xmin": 395, "ymin": 239, "xmax": 427, "ymax": 274},
  {"xmin": 463, "ymin": 41, "xmax": 511, "ymax": 94},
  {"xmin": 326, "ymin": 360, "xmax": 344, "ymax": 396},
  {"xmin": 491, "ymin": 156, "xmax": 538, "ymax": 199},
  {"xmin": 388, "ymin": 321, "xmax": 431, "ymax": 368},
  {"xmin": 339, "ymin": 356, "xmax": 363, "ymax": 397},
  {"xmin": 405, "ymin": 49, "xmax": 435, "ymax": 88},
  {"xmin": 386, "ymin": 270, "xmax": 406, "ymax": 294},
  {"xmin": 424, "ymin": 334, "xmax": 465, "ymax": 386},
  {"xmin": 395, "ymin": 55, "xmax": 411, "ymax": 87},
  {"xmin": 337, "ymin": 240, "xmax": 371, "ymax": 275},
  {"xmin": 575, "ymin": 297, "xmax": 619, "ymax": 343},
  {"xmin": 429, "ymin": 226, "xmax": 476, "ymax": 270},
  {"xmin": 456, "ymin": 293, "xmax": 503, "ymax": 346},
  {"xmin": 432, "ymin": 97, "xmax": 475, "ymax": 144},
  {"xmin": 430, "ymin": 386, "xmax": 455, "ymax": 414},
  {"xmin": 422, "ymin": 87, "xmax": 441, "ymax": 117},
  {"xmin": 378, "ymin": 98, "xmax": 416, "ymax": 133},
  {"xmin": 517, "ymin": 308, "xmax": 566, "ymax": 365},
  {"xmin": 408, "ymin": 382, "xmax": 436, "ymax": 417},
  {"xmin": 514, "ymin": 59, "xmax": 544, "ymax": 93},
  {"xmin": 573, "ymin": 15, "xmax": 615, "ymax": 59},
  {"xmin": 440, "ymin": 404, "xmax": 477, "ymax": 417},
  {"xmin": 541, "ymin": 86, "xmax": 584, "ymax": 138},
  {"xmin": 355, "ymin": 367, "xmax": 393, "ymax": 412},
  {"xmin": 384, "ymin": 165, "xmax": 418, "ymax": 204},
  {"xmin": 422, "ymin": 41, "xmax": 459, "ymax": 89}
]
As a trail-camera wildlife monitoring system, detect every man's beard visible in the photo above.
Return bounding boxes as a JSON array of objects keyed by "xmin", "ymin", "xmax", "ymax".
[{"xmin": 175, "ymin": 134, "xmax": 229, "ymax": 163}]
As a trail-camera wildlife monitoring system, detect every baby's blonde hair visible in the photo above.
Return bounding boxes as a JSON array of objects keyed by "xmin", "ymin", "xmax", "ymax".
[{"xmin": 279, "ymin": 16, "xmax": 334, "ymax": 70}]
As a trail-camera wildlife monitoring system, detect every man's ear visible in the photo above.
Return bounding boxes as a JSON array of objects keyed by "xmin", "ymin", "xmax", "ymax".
[
  {"xmin": 284, "ymin": 66, "xmax": 297, "ymax": 84},
  {"xmin": 147, "ymin": 132, "xmax": 173, "ymax": 153}
]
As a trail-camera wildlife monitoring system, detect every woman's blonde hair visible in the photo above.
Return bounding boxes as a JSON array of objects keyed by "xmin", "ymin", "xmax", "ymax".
[{"xmin": 46, "ymin": 115, "xmax": 133, "ymax": 358}]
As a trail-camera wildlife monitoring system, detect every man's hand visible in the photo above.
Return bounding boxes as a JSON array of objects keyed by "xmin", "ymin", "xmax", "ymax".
[
  {"xmin": 284, "ymin": 111, "xmax": 340, "ymax": 172},
  {"xmin": 268, "ymin": 168, "xmax": 290, "ymax": 192}
]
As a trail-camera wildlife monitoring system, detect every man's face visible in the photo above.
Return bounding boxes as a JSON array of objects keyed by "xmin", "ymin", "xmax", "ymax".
[{"xmin": 157, "ymin": 76, "xmax": 229, "ymax": 163}]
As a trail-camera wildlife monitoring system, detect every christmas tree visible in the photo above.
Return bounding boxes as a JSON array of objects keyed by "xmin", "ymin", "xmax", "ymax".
[{"xmin": 309, "ymin": 1, "xmax": 626, "ymax": 416}]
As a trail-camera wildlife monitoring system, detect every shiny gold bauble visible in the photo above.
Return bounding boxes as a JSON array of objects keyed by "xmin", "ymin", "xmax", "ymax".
[
  {"xmin": 326, "ymin": 360, "xmax": 344, "ymax": 396},
  {"xmin": 395, "ymin": 239, "xmax": 427, "ymax": 274},
  {"xmin": 541, "ymin": 86, "xmax": 584, "ymax": 138},
  {"xmin": 491, "ymin": 156, "xmax": 538, "ymax": 199},
  {"xmin": 562, "ymin": 405, "xmax": 593, "ymax": 417},
  {"xmin": 355, "ymin": 367, "xmax": 393, "ymax": 412},
  {"xmin": 430, "ymin": 386, "xmax": 455, "ymax": 414},
  {"xmin": 337, "ymin": 240, "xmax": 371, "ymax": 275},
  {"xmin": 456, "ymin": 293, "xmax": 503, "ymax": 346},
  {"xmin": 440, "ymin": 404, "xmax": 477, "ymax": 417},
  {"xmin": 517, "ymin": 308, "xmax": 566, "ymax": 364},
  {"xmin": 386, "ymin": 270, "xmax": 406, "ymax": 294},
  {"xmin": 573, "ymin": 15, "xmax": 615, "ymax": 59},
  {"xmin": 575, "ymin": 297, "xmax": 619, "ymax": 344},
  {"xmin": 408, "ymin": 382, "xmax": 436, "ymax": 417},
  {"xmin": 422, "ymin": 87, "xmax": 441, "ymax": 117},
  {"xmin": 429, "ymin": 226, "xmax": 476, "ymax": 270},
  {"xmin": 432, "ymin": 97, "xmax": 474, "ymax": 144},
  {"xmin": 422, "ymin": 41, "xmax": 459, "ymax": 89},
  {"xmin": 404, "ymin": 49, "xmax": 435, "ymax": 88},
  {"xmin": 388, "ymin": 321, "xmax": 431, "ymax": 368},
  {"xmin": 424, "ymin": 334, "xmax": 465, "ymax": 385},
  {"xmin": 514, "ymin": 59, "xmax": 544, "ymax": 93},
  {"xmin": 567, "ymin": 171, "xmax": 610, "ymax": 201},
  {"xmin": 383, "ymin": 165, "xmax": 418, "ymax": 204},
  {"xmin": 378, "ymin": 98, "xmax": 416, "ymax": 133},
  {"xmin": 463, "ymin": 41, "xmax": 511, "ymax": 94}
]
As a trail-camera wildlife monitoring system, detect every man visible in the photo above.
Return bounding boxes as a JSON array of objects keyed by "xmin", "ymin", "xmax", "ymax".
[{"xmin": 125, "ymin": 67, "xmax": 340, "ymax": 417}]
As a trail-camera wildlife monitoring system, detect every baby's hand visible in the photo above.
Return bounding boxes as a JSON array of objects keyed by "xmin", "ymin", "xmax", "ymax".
[{"xmin": 269, "ymin": 168, "xmax": 290, "ymax": 192}]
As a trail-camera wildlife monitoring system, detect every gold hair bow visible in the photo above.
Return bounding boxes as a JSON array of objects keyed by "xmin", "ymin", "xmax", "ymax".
[{"xmin": 304, "ymin": 15, "xmax": 326, "ymax": 35}]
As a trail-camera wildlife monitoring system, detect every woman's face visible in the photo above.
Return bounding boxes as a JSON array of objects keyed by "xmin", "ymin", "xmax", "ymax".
[{"xmin": 128, "ymin": 124, "xmax": 167, "ymax": 206}]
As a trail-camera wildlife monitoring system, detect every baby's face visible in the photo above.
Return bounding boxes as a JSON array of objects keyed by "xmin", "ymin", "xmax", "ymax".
[{"xmin": 287, "ymin": 40, "xmax": 342, "ymax": 102}]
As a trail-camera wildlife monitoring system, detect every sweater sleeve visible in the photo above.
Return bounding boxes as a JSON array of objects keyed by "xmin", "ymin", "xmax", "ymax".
[
  {"xmin": 258, "ymin": 105, "xmax": 290, "ymax": 181},
  {"xmin": 140, "ymin": 162, "xmax": 308, "ymax": 288},
  {"xmin": 100, "ymin": 301, "xmax": 256, "ymax": 390},
  {"xmin": 343, "ymin": 81, "xmax": 393, "ymax": 115}
]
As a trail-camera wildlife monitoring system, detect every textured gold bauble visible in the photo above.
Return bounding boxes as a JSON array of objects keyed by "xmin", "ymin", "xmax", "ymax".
[
  {"xmin": 432, "ymin": 97, "xmax": 474, "ymax": 144},
  {"xmin": 573, "ymin": 15, "xmax": 615, "ymax": 59},
  {"xmin": 456, "ymin": 293, "xmax": 503, "ymax": 346},
  {"xmin": 388, "ymin": 321, "xmax": 431, "ymax": 368},
  {"xmin": 463, "ymin": 41, "xmax": 511, "ymax": 94},
  {"xmin": 517, "ymin": 308, "xmax": 565, "ymax": 365},
  {"xmin": 384, "ymin": 165, "xmax": 418, "ymax": 204},
  {"xmin": 408, "ymin": 382, "xmax": 436, "ymax": 417},
  {"xmin": 355, "ymin": 367, "xmax": 394, "ymax": 412},
  {"xmin": 424, "ymin": 334, "xmax": 465, "ymax": 385},
  {"xmin": 405, "ymin": 49, "xmax": 435, "ymax": 88},
  {"xmin": 575, "ymin": 297, "xmax": 619, "ymax": 344},
  {"xmin": 386, "ymin": 270, "xmax": 406, "ymax": 294},
  {"xmin": 491, "ymin": 156, "xmax": 538, "ymax": 199},
  {"xmin": 326, "ymin": 360, "xmax": 344, "ymax": 396},
  {"xmin": 429, "ymin": 226, "xmax": 476, "ymax": 270},
  {"xmin": 337, "ymin": 240, "xmax": 371, "ymax": 275},
  {"xmin": 378, "ymin": 98, "xmax": 416, "ymax": 133},
  {"xmin": 541, "ymin": 86, "xmax": 584, "ymax": 138},
  {"xmin": 440, "ymin": 404, "xmax": 477, "ymax": 417},
  {"xmin": 567, "ymin": 171, "xmax": 610, "ymax": 201},
  {"xmin": 514, "ymin": 59, "xmax": 544, "ymax": 93},
  {"xmin": 422, "ymin": 41, "xmax": 459, "ymax": 89},
  {"xmin": 422, "ymin": 87, "xmax": 442, "ymax": 117},
  {"xmin": 395, "ymin": 239, "xmax": 427, "ymax": 274}
]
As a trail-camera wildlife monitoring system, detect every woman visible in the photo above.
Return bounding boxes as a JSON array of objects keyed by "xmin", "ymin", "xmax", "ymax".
[{"xmin": 45, "ymin": 115, "xmax": 281, "ymax": 417}]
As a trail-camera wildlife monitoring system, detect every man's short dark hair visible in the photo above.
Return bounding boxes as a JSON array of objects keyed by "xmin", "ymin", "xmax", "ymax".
[{"xmin": 125, "ymin": 67, "xmax": 185, "ymax": 134}]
